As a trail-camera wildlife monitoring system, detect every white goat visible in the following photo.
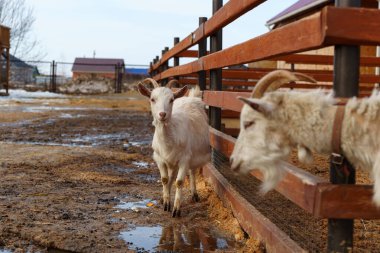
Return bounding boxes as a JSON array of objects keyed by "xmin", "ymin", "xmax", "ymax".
[
  {"xmin": 230, "ymin": 70, "xmax": 380, "ymax": 206},
  {"xmin": 138, "ymin": 78, "xmax": 211, "ymax": 217}
]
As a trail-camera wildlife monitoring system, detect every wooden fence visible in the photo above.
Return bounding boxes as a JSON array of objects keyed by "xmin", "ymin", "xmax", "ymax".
[
  {"xmin": 0, "ymin": 25, "xmax": 10, "ymax": 95},
  {"xmin": 148, "ymin": 0, "xmax": 380, "ymax": 252}
]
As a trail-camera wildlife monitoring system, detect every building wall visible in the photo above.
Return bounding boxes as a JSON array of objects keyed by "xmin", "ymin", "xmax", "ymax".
[
  {"xmin": 72, "ymin": 72, "xmax": 116, "ymax": 80},
  {"xmin": 9, "ymin": 66, "xmax": 34, "ymax": 84}
]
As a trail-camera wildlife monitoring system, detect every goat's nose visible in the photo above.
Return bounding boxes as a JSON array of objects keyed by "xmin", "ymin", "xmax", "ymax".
[{"xmin": 159, "ymin": 112, "xmax": 166, "ymax": 118}]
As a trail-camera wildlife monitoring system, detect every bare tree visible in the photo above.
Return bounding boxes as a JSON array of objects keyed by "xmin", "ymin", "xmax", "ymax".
[{"xmin": 0, "ymin": 0, "xmax": 44, "ymax": 60}]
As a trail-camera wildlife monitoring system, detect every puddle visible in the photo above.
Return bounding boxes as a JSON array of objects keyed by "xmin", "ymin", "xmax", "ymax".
[
  {"xmin": 123, "ymin": 140, "xmax": 151, "ymax": 149},
  {"xmin": 0, "ymin": 249, "xmax": 12, "ymax": 253},
  {"xmin": 132, "ymin": 161, "xmax": 149, "ymax": 168},
  {"xmin": 0, "ymin": 105, "xmax": 112, "ymax": 113},
  {"xmin": 115, "ymin": 197, "xmax": 157, "ymax": 211},
  {"xmin": 3, "ymin": 141, "xmax": 93, "ymax": 148},
  {"xmin": 71, "ymin": 133, "xmax": 130, "ymax": 146},
  {"xmin": 3, "ymin": 133, "xmax": 130, "ymax": 148},
  {"xmin": 0, "ymin": 119, "xmax": 35, "ymax": 127},
  {"xmin": 120, "ymin": 225, "xmax": 235, "ymax": 252},
  {"xmin": 59, "ymin": 113, "xmax": 85, "ymax": 119}
]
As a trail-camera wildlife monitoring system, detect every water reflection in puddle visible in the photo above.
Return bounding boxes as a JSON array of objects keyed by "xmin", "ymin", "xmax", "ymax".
[
  {"xmin": 115, "ymin": 197, "xmax": 156, "ymax": 211},
  {"xmin": 120, "ymin": 225, "xmax": 235, "ymax": 252},
  {"xmin": 0, "ymin": 249, "xmax": 12, "ymax": 253},
  {"xmin": 123, "ymin": 140, "xmax": 151, "ymax": 149},
  {"xmin": 132, "ymin": 161, "xmax": 149, "ymax": 168},
  {"xmin": 71, "ymin": 133, "xmax": 130, "ymax": 146},
  {"xmin": 3, "ymin": 141, "xmax": 92, "ymax": 148}
]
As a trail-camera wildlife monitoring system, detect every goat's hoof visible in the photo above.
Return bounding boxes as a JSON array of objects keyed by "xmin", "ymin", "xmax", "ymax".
[
  {"xmin": 172, "ymin": 209, "xmax": 181, "ymax": 218},
  {"xmin": 164, "ymin": 202, "xmax": 171, "ymax": 212},
  {"xmin": 192, "ymin": 193, "xmax": 200, "ymax": 202}
]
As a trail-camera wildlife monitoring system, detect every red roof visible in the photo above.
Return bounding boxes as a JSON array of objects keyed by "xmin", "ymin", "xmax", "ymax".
[
  {"xmin": 266, "ymin": 0, "xmax": 332, "ymax": 28},
  {"xmin": 72, "ymin": 58, "xmax": 125, "ymax": 73}
]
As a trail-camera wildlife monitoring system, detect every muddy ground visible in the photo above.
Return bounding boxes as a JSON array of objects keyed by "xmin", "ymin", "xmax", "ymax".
[{"xmin": 0, "ymin": 91, "xmax": 262, "ymax": 253}]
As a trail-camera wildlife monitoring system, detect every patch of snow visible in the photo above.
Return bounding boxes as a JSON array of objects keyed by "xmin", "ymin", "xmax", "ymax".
[{"xmin": 0, "ymin": 89, "xmax": 66, "ymax": 100}]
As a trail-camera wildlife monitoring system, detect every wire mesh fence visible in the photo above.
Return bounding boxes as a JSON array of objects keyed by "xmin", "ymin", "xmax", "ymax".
[
  {"xmin": 211, "ymin": 149, "xmax": 380, "ymax": 252},
  {"xmin": 0, "ymin": 58, "xmax": 149, "ymax": 94}
]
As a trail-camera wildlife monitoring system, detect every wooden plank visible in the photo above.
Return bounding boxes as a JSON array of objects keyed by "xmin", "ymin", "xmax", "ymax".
[
  {"xmin": 209, "ymin": 127, "xmax": 236, "ymax": 157},
  {"xmin": 276, "ymin": 54, "xmax": 380, "ymax": 67},
  {"xmin": 274, "ymin": 54, "xmax": 333, "ymax": 65},
  {"xmin": 314, "ymin": 184, "xmax": 380, "ymax": 219},
  {"xmin": 176, "ymin": 50, "xmax": 207, "ymax": 58},
  {"xmin": 202, "ymin": 163, "xmax": 306, "ymax": 253},
  {"xmin": 251, "ymin": 165, "xmax": 326, "ymax": 215},
  {"xmin": 203, "ymin": 90, "xmax": 250, "ymax": 112},
  {"xmin": 203, "ymin": 0, "xmax": 266, "ymax": 37},
  {"xmin": 324, "ymin": 7, "xmax": 380, "ymax": 45},
  {"xmin": 203, "ymin": 89, "xmax": 377, "ymax": 113}
]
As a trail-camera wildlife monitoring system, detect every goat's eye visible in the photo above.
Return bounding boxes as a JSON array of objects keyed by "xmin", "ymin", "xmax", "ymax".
[
  {"xmin": 170, "ymin": 98, "xmax": 174, "ymax": 104},
  {"xmin": 150, "ymin": 98, "xmax": 155, "ymax": 103},
  {"xmin": 243, "ymin": 121, "xmax": 255, "ymax": 129}
]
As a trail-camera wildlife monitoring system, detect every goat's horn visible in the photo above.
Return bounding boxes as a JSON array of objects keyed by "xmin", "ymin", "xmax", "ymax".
[
  {"xmin": 251, "ymin": 70, "xmax": 317, "ymax": 98},
  {"xmin": 167, "ymin": 79, "xmax": 179, "ymax": 89},
  {"xmin": 141, "ymin": 78, "xmax": 160, "ymax": 88}
]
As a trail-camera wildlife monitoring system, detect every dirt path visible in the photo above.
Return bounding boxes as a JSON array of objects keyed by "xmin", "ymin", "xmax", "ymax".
[{"xmin": 0, "ymin": 92, "xmax": 261, "ymax": 253}]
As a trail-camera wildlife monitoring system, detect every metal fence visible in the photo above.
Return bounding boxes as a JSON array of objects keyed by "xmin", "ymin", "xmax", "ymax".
[{"xmin": 2, "ymin": 59, "xmax": 149, "ymax": 94}]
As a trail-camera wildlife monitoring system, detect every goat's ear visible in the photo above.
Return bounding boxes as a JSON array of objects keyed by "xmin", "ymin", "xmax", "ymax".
[
  {"xmin": 173, "ymin": 85, "xmax": 188, "ymax": 99},
  {"xmin": 238, "ymin": 97, "xmax": 274, "ymax": 116},
  {"xmin": 137, "ymin": 83, "xmax": 151, "ymax": 98}
]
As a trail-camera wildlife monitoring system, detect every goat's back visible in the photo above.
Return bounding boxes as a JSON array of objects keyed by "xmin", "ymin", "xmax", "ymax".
[{"xmin": 171, "ymin": 96, "xmax": 210, "ymax": 168}]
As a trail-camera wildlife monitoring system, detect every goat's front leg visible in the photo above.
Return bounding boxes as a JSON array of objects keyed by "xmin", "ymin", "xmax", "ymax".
[
  {"xmin": 172, "ymin": 165, "xmax": 188, "ymax": 217},
  {"xmin": 373, "ymin": 154, "xmax": 380, "ymax": 207},
  {"xmin": 189, "ymin": 168, "xmax": 199, "ymax": 202},
  {"xmin": 165, "ymin": 167, "xmax": 176, "ymax": 212},
  {"xmin": 156, "ymin": 160, "xmax": 171, "ymax": 211}
]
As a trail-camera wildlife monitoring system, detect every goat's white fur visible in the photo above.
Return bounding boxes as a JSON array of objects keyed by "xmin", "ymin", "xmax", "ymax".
[
  {"xmin": 231, "ymin": 73, "xmax": 380, "ymax": 206},
  {"xmin": 138, "ymin": 82, "xmax": 210, "ymax": 216}
]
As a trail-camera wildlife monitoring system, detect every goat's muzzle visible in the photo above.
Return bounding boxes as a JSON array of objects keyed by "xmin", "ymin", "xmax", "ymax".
[{"xmin": 159, "ymin": 112, "xmax": 167, "ymax": 121}]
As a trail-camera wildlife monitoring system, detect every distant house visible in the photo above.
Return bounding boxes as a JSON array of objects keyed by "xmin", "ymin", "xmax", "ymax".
[
  {"xmin": 124, "ymin": 67, "xmax": 149, "ymax": 83},
  {"xmin": 71, "ymin": 57, "xmax": 125, "ymax": 80},
  {"xmin": 1, "ymin": 53, "xmax": 35, "ymax": 85},
  {"xmin": 125, "ymin": 68, "xmax": 148, "ymax": 76}
]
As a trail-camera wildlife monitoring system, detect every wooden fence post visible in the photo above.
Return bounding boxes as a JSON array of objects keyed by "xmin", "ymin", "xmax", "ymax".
[
  {"xmin": 209, "ymin": 0, "xmax": 223, "ymax": 130},
  {"xmin": 50, "ymin": 60, "xmax": 57, "ymax": 93},
  {"xmin": 198, "ymin": 17, "xmax": 207, "ymax": 91},
  {"xmin": 328, "ymin": 0, "xmax": 360, "ymax": 252},
  {"xmin": 173, "ymin": 37, "xmax": 180, "ymax": 86},
  {"xmin": 6, "ymin": 47, "xmax": 10, "ymax": 94}
]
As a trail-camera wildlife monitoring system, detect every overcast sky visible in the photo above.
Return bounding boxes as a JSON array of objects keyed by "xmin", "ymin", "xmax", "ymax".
[{"xmin": 25, "ymin": 0, "xmax": 298, "ymax": 67}]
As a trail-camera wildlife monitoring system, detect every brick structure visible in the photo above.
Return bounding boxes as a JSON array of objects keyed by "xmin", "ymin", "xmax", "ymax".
[{"xmin": 71, "ymin": 57, "xmax": 125, "ymax": 80}]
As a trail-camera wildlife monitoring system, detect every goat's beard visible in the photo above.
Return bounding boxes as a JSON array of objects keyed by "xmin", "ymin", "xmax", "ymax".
[
  {"xmin": 257, "ymin": 163, "xmax": 285, "ymax": 194},
  {"xmin": 152, "ymin": 118, "xmax": 170, "ymax": 127}
]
